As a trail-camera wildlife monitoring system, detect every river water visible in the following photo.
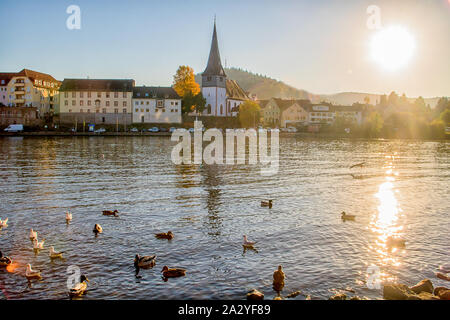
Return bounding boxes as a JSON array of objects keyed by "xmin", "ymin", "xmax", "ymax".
[{"xmin": 0, "ymin": 136, "xmax": 448, "ymax": 299}]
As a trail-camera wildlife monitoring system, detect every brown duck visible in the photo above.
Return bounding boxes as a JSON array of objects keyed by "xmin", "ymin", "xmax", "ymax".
[
  {"xmin": 103, "ymin": 210, "xmax": 119, "ymax": 217},
  {"xmin": 155, "ymin": 231, "xmax": 174, "ymax": 240}
]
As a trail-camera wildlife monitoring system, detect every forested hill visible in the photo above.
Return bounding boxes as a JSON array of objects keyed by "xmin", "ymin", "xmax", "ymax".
[{"xmin": 195, "ymin": 67, "xmax": 314, "ymax": 100}]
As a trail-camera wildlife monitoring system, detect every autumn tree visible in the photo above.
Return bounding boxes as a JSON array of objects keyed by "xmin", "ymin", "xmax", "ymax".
[
  {"xmin": 173, "ymin": 65, "xmax": 200, "ymax": 97},
  {"xmin": 238, "ymin": 101, "xmax": 261, "ymax": 128},
  {"xmin": 173, "ymin": 65, "xmax": 204, "ymax": 114}
]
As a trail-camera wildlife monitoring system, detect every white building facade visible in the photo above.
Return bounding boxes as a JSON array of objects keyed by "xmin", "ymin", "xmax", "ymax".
[{"xmin": 132, "ymin": 87, "xmax": 182, "ymax": 124}]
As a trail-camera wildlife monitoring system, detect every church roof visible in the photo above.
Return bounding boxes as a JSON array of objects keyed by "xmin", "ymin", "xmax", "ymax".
[
  {"xmin": 202, "ymin": 22, "xmax": 226, "ymax": 77},
  {"xmin": 226, "ymin": 80, "xmax": 249, "ymax": 100}
]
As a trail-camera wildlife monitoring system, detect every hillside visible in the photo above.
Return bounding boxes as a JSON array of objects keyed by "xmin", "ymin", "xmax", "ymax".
[
  {"xmin": 195, "ymin": 67, "xmax": 315, "ymax": 100},
  {"xmin": 195, "ymin": 67, "xmax": 443, "ymax": 108}
]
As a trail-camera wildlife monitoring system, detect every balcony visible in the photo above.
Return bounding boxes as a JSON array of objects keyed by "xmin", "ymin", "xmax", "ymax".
[
  {"xmin": 14, "ymin": 89, "xmax": 25, "ymax": 95},
  {"xmin": 13, "ymin": 99, "xmax": 25, "ymax": 104}
]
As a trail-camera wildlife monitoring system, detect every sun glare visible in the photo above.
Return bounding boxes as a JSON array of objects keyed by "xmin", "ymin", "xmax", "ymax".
[{"xmin": 370, "ymin": 26, "xmax": 415, "ymax": 71}]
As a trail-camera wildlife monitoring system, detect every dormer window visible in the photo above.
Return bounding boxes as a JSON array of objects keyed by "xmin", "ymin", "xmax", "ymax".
[{"xmin": 207, "ymin": 76, "xmax": 212, "ymax": 81}]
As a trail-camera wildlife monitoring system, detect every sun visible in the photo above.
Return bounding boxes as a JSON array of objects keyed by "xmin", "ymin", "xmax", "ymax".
[{"xmin": 370, "ymin": 26, "xmax": 415, "ymax": 71}]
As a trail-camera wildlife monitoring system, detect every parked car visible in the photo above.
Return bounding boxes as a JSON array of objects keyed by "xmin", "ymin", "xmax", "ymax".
[
  {"xmin": 159, "ymin": 127, "xmax": 168, "ymax": 132},
  {"xmin": 4, "ymin": 124, "xmax": 24, "ymax": 132},
  {"xmin": 188, "ymin": 127, "xmax": 195, "ymax": 133},
  {"xmin": 148, "ymin": 127, "xmax": 159, "ymax": 132},
  {"xmin": 169, "ymin": 127, "xmax": 177, "ymax": 133},
  {"xmin": 94, "ymin": 128, "xmax": 106, "ymax": 133},
  {"xmin": 130, "ymin": 127, "xmax": 139, "ymax": 133}
]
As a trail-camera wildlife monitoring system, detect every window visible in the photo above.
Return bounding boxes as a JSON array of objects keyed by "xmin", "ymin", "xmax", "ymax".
[
  {"xmin": 65, "ymin": 100, "xmax": 68, "ymax": 106},
  {"xmin": 80, "ymin": 92, "xmax": 84, "ymax": 98},
  {"xmin": 141, "ymin": 101, "xmax": 144, "ymax": 105},
  {"xmin": 162, "ymin": 108, "xmax": 165, "ymax": 113},
  {"xmin": 72, "ymin": 92, "xmax": 75, "ymax": 98},
  {"xmin": 146, "ymin": 101, "xmax": 149, "ymax": 105},
  {"xmin": 87, "ymin": 100, "xmax": 91, "ymax": 106},
  {"xmin": 106, "ymin": 101, "xmax": 110, "ymax": 107},
  {"xmin": 157, "ymin": 100, "xmax": 163, "ymax": 107},
  {"xmin": 114, "ymin": 101, "xmax": 118, "ymax": 107},
  {"xmin": 64, "ymin": 92, "xmax": 68, "ymax": 98},
  {"xmin": 102, "ymin": 108, "xmax": 106, "ymax": 113},
  {"xmin": 80, "ymin": 101, "xmax": 84, "ymax": 106},
  {"xmin": 114, "ymin": 92, "xmax": 118, "ymax": 98},
  {"xmin": 69, "ymin": 109, "xmax": 72, "ymax": 113},
  {"xmin": 123, "ymin": 92, "xmax": 127, "ymax": 98},
  {"xmin": 207, "ymin": 76, "xmax": 211, "ymax": 81},
  {"xmin": 135, "ymin": 101, "xmax": 139, "ymax": 105},
  {"xmin": 141, "ymin": 115, "xmax": 144, "ymax": 123},
  {"xmin": 123, "ymin": 108, "xmax": 127, "ymax": 113},
  {"xmin": 146, "ymin": 109, "xmax": 149, "ymax": 112},
  {"xmin": 114, "ymin": 108, "xmax": 118, "ymax": 114},
  {"xmin": 87, "ymin": 92, "xmax": 91, "ymax": 98},
  {"xmin": 72, "ymin": 100, "xmax": 75, "ymax": 106},
  {"xmin": 171, "ymin": 101, "xmax": 174, "ymax": 105},
  {"xmin": 123, "ymin": 101, "xmax": 127, "ymax": 107},
  {"xmin": 97, "ymin": 92, "xmax": 101, "ymax": 98},
  {"xmin": 106, "ymin": 92, "xmax": 110, "ymax": 98},
  {"xmin": 87, "ymin": 109, "xmax": 90, "ymax": 113}
]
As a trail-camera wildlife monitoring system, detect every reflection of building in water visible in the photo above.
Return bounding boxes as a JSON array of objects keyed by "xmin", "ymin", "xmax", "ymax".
[{"xmin": 200, "ymin": 164, "xmax": 223, "ymax": 237}]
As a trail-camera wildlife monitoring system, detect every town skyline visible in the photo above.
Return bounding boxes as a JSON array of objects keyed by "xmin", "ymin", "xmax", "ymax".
[{"xmin": 0, "ymin": 0, "xmax": 449, "ymax": 98}]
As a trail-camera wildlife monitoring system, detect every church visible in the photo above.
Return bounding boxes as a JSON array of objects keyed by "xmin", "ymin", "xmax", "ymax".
[{"xmin": 201, "ymin": 21, "xmax": 249, "ymax": 117}]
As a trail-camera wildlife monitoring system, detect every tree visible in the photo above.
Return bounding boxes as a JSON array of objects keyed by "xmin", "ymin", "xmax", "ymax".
[
  {"xmin": 363, "ymin": 111, "xmax": 384, "ymax": 137},
  {"xmin": 440, "ymin": 109, "xmax": 450, "ymax": 124},
  {"xmin": 238, "ymin": 101, "xmax": 261, "ymax": 128},
  {"xmin": 173, "ymin": 65, "xmax": 200, "ymax": 98},
  {"xmin": 182, "ymin": 91, "xmax": 206, "ymax": 114},
  {"xmin": 388, "ymin": 91, "xmax": 399, "ymax": 107},
  {"xmin": 413, "ymin": 96, "xmax": 427, "ymax": 114}
]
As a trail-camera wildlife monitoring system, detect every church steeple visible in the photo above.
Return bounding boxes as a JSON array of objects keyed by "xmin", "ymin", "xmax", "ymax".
[{"xmin": 203, "ymin": 20, "xmax": 226, "ymax": 77}]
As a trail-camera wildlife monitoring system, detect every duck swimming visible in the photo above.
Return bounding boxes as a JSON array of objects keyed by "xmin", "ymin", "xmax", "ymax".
[
  {"xmin": 341, "ymin": 211, "xmax": 356, "ymax": 221},
  {"xmin": 25, "ymin": 264, "xmax": 41, "ymax": 280},
  {"xmin": 69, "ymin": 275, "xmax": 89, "ymax": 297},
  {"xmin": 29, "ymin": 229, "xmax": 37, "ymax": 241},
  {"xmin": 33, "ymin": 238, "xmax": 45, "ymax": 251},
  {"xmin": 161, "ymin": 266, "xmax": 186, "ymax": 278},
  {"xmin": 134, "ymin": 254, "xmax": 156, "ymax": 269},
  {"xmin": 49, "ymin": 246, "xmax": 64, "ymax": 260},
  {"xmin": 243, "ymin": 235, "xmax": 256, "ymax": 247},
  {"xmin": 261, "ymin": 200, "xmax": 273, "ymax": 208},
  {"xmin": 93, "ymin": 224, "xmax": 103, "ymax": 236},
  {"xmin": 0, "ymin": 251, "xmax": 12, "ymax": 267},
  {"xmin": 0, "ymin": 218, "xmax": 8, "ymax": 228},
  {"xmin": 65, "ymin": 211, "xmax": 72, "ymax": 223},
  {"xmin": 102, "ymin": 210, "xmax": 119, "ymax": 217},
  {"xmin": 155, "ymin": 231, "xmax": 174, "ymax": 240},
  {"xmin": 386, "ymin": 236, "xmax": 406, "ymax": 248},
  {"xmin": 273, "ymin": 265, "xmax": 285, "ymax": 291}
]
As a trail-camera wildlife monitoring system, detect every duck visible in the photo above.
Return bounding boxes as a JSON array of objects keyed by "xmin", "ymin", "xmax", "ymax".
[
  {"xmin": 134, "ymin": 254, "xmax": 156, "ymax": 269},
  {"xmin": 386, "ymin": 236, "xmax": 406, "ymax": 248},
  {"xmin": 161, "ymin": 266, "xmax": 186, "ymax": 278},
  {"xmin": 0, "ymin": 218, "xmax": 8, "ymax": 228},
  {"xmin": 247, "ymin": 289, "xmax": 264, "ymax": 300},
  {"xmin": 93, "ymin": 224, "xmax": 103, "ymax": 236},
  {"xmin": 25, "ymin": 264, "xmax": 41, "ymax": 280},
  {"xmin": 0, "ymin": 251, "xmax": 12, "ymax": 267},
  {"xmin": 102, "ymin": 210, "xmax": 119, "ymax": 217},
  {"xmin": 33, "ymin": 238, "xmax": 45, "ymax": 251},
  {"xmin": 261, "ymin": 200, "xmax": 273, "ymax": 208},
  {"xmin": 49, "ymin": 246, "xmax": 64, "ymax": 260},
  {"xmin": 155, "ymin": 231, "xmax": 174, "ymax": 240},
  {"xmin": 69, "ymin": 275, "xmax": 89, "ymax": 297},
  {"xmin": 341, "ymin": 211, "xmax": 356, "ymax": 221},
  {"xmin": 65, "ymin": 211, "xmax": 72, "ymax": 223},
  {"xmin": 273, "ymin": 265, "xmax": 285, "ymax": 291},
  {"xmin": 243, "ymin": 235, "xmax": 256, "ymax": 247},
  {"xmin": 29, "ymin": 228, "xmax": 37, "ymax": 241}
]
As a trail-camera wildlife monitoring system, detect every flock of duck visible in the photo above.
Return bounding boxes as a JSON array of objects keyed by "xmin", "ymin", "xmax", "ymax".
[
  {"xmin": 0, "ymin": 210, "xmax": 191, "ymax": 298},
  {"xmin": 0, "ymin": 186, "xmax": 408, "ymax": 300}
]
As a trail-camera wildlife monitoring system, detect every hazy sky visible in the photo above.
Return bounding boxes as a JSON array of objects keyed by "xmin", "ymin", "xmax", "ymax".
[{"xmin": 0, "ymin": 0, "xmax": 448, "ymax": 97}]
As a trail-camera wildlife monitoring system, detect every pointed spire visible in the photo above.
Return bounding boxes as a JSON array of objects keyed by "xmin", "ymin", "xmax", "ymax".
[{"xmin": 203, "ymin": 19, "xmax": 226, "ymax": 77}]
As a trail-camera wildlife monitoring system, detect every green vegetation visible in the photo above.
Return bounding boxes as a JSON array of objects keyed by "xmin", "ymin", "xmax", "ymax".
[{"xmin": 238, "ymin": 101, "xmax": 261, "ymax": 128}]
